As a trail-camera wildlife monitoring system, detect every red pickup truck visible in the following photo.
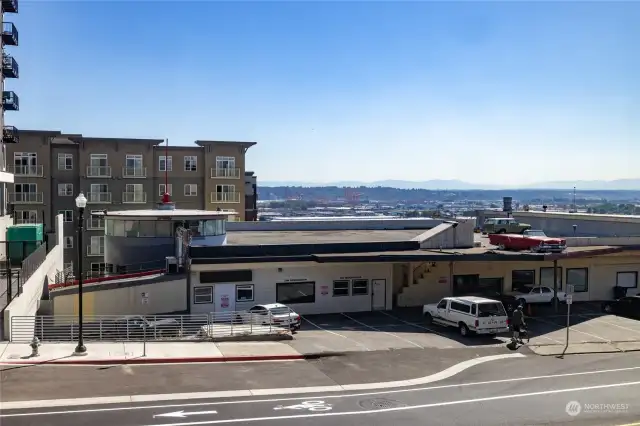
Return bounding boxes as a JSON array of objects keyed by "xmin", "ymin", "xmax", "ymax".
[{"xmin": 489, "ymin": 230, "xmax": 566, "ymax": 253}]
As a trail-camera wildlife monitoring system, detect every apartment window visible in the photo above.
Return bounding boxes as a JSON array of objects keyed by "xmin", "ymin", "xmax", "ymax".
[
  {"xmin": 184, "ymin": 156, "xmax": 197, "ymax": 172},
  {"xmin": 16, "ymin": 210, "xmax": 37, "ymax": 224},
  {"xmin": 58, "ymin": 183, "xmax": 73, "ymax": 196},
  {"xmin": 64, "ymin": 236, "xmax": 73, "ymax": 249},
  {"xmin": 90, "ymin": 236, "xmax": 105, "ymax": 255},
  {"xmin": 194, "ymin": 286, "xmax": 213, "ymax": 304},
  {"xmin": 126, "ymin": 154, "xmax": 143, "ymax": 168},
  {"xmin": 159, "ymin": 183, "xmax": 173, "ymax": 196},
  {"xmin": 14, "ymin": 152, "xmax": 37, "ymax": 167},
  {"xmin": 15, "ymin": 183, "xmax": 37, "ymax": 193},
  {"xmin": 58, "ymin": 210, "xmax": 73, "ymax": 222},
  {"xmin": 617, "ymin": 272, "xmax": 638, "ymax": 289},
  {"xmin": 159, "ymin": 156, "xmax": 172, "ymax": 172},
  {"xmin": 352, "ymin": 279, "xmax": 369, "ymax": 295},
  {"xmin": 540, "ymin": 267, "xmax": 562, "ymax": 290},
  {"xmin": 126, "ymin": 183, "xmax": 143, "ymax": 193},
  {"xmin": 215, "ymin": 184, "xmax": 237, "ymax": 202},
  {"xmin": 90, "ymin": 262, "xmax": 113, "ymax": 278},
  {"xmin": 90, "ymin": 154, "xmax": 108, "ymax": 167},
  {"xmin": 58, "ymin": 153, "xmax": 73, "ymax": 170},
  {"xmin": 276, "ymin": 282, "xmax": 315, "ymax": 304},
  {"xmin": 236, "ymin": 284, "xmax": 254, "ymax": 302},
  {"xmin": 216, "ymin": 156, "xmax": 236, "ymax": 169},
  {"xmin": 89, "ymin": 210, "xmax": 105, "ymax": 229},
  {"xmin": 511, "ymin": 270, "xmax": 535, "ymax": 292},
  {"xmin": 184, "ymin": 184, "xmax": 197, "ymax": 196},
  {"xmin": 566, "ymin": 268, "xmax": 589, "ymax": 293},
  {"xmin": 332, "ymin": 280, "xmax": 349, "ymax": 297}
]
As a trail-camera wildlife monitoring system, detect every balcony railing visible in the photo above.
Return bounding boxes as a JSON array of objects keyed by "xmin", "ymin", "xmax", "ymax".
[
  {"xmin": 3, "ymin": 90, "xmax": 19, "ymax": 111},
  {"xmin": 211, "ymin": 192, "xmax": 241, "ymax": 203},
  {"xmin": 86, "ymin": 166, "xmax": 112, "ymax": 178},
  {"xmin": 87, "ymin": 192, "xmax": 112, "ymax": 204},
  {"xmin": 87, "ymin": 246, "xmax": 104, "ymax": 257},
  {"xmin": 87, "ymin": 217, "xmax": 105, "ymax": 230},
  {"xmin": 9, "ymin": 192, "xmax": 43, "ymax": 203},
  {"xmin": 123, "ymin": 167, "xmax": 146, "ymax": 178},
  {"xmin": 2, "ymin": 22, "xmax": 18, "ymax": 46},
  {"xmin": 3, "ymin": 125, "xmax": 19, "ymax": 144},
  {"xmin": 122, "ymin": 192, "xmax": 147, "ymax": 203},
  {"xmin": 211, "ymin": 167, "xmax": 241, "ymax": 179},
  {"xmin": 2, "ymin": 54, "xmax": 18, "ymax": 78},
  {"xmin": 8, "ymin": 165, "xmax": 43, "ymax": 176},
  {"xmin": 2, "ymin": 0, "xmax": 18, "ymax": 13}
]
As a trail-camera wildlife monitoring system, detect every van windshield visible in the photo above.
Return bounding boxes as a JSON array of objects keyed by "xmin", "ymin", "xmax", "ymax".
[{"xmin": 477, "ymin": 303, "xmax": 506, "ymax": 317}]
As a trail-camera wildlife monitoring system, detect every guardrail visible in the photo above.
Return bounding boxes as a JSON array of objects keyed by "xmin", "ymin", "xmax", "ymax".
[{"xmin": 10, "ymin": 311, "xmax": 297, "ymax": 342}]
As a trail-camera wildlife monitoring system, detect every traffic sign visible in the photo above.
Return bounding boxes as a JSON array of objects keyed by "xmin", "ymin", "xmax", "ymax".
[{"xmin": 566, "ymin": 295, "xmax": 573, "ymax": 305}]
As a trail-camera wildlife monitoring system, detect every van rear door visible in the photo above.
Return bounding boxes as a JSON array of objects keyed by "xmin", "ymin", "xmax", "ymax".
[{"xmin": 476, "ymin": 302, "xmax": 509, "ymax": 331}]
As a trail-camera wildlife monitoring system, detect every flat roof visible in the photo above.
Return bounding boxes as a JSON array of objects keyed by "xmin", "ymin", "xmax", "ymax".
[
  {"xmin": 226, "ymin": 229, "xmax": 431, "ymax": 245},
  {"xmin": 100, "ymin": 209, "xmax": 237, "ymax": 218}
]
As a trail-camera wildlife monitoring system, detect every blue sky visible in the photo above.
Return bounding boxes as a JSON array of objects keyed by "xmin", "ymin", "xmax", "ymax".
[{"xmin": 11, "ymin": 1, "xmax": 639, "ymax": 185}]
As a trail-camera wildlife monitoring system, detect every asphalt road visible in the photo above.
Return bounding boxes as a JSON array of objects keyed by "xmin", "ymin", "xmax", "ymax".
[{"xmin": 2, "ymin": 352, "xmax": 640, "ymax": 426}]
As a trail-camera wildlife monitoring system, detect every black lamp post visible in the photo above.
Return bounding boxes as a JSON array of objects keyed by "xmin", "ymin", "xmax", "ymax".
[{"xmin": 74, "ymin": 191, "xmax": 88, "ymax": 355}]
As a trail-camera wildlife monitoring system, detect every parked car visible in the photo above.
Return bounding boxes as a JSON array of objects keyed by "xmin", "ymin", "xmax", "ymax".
[
  {"xmin": 423, "ymin": 296, "xmax": 510, "ymax": 337},
  {"xmin": 482, "ymin": 218, "xmax": 531, "ymax": 235},
  {"xmin": 237, "ymin": 303, "xmax": 301, "ymax": 331},
  {"xmin": 489, "ymin": 229, "xmax": 566, "ymax": 253},
  {"xmin": 509, "ymin": 286, "xmax": 567, "ymax": 306},
  {"xmin": 602, "ymin": 296, "xmax": 640, "ymax": 319},
  {"xmin": 461, "ymin": 291, "xmax": 519, "ymax": 315}
]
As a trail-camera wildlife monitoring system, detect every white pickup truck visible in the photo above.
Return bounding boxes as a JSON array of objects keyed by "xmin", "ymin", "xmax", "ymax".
[
  {"xmin": 510, "ymin": 286, "xmax": 567, "ymax": 306},
  {"xmin": 423, "ymin": 296, "xmax": 510, "ymax": 337}
]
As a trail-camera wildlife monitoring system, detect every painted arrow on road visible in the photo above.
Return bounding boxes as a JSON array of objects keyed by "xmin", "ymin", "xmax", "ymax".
[{"xmin": 154, "ymin": 410, "xmax": 218, "ymax": 418}]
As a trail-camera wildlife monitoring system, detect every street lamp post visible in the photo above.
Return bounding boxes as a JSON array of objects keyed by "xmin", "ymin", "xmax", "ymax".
[{"xmin": 74, "ymin": 192, "xmax": 88, "ymax": 355}]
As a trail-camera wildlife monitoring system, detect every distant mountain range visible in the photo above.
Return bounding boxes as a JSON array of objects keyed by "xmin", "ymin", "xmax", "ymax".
[{"xmin": 260, "ymin": 179, "xmax": 640, "ymax": 190}]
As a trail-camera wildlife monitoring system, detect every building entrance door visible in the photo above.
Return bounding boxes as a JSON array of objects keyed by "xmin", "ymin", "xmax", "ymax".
[
  {"xmin": 371, "ymin": 279, "xmax": 386, "ymax": 310},
  {"xmin": 214, "ymin": 284, "xmax": 236, "ymax": 313}
]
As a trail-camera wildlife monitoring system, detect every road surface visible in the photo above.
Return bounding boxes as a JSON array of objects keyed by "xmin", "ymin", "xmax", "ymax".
[{"xmin": 2, "ymin": 352, "xmax": 640, "ymax": 426}]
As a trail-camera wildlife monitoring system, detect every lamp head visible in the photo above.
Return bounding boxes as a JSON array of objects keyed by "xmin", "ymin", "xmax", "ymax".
[{"xmin": 75, "ymin": 192, "xmax": 87, "ymax": 209}]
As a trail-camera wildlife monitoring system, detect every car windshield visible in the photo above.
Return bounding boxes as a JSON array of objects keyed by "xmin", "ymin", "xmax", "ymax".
[
  {"xmin": 526, "ymin": 230, "xmax": 546, "ymax": 236},
  {"xmin": 477, "ymin": 303, "xmax": 507, "ymax": 317},
  {"xmin": 269, "ymin": 307, "xmax": 292, "ymax": 315}
]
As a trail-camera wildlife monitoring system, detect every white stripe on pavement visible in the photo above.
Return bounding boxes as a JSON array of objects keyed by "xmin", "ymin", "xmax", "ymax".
[{"xmin": 341, "ymin": 313, "xmax": 423, "ymax": 349}]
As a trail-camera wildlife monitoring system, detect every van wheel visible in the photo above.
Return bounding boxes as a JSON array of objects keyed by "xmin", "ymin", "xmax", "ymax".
[
  {"xmin": 459, "ymin": 323, "xmax": 470, "ymax": 337},
  {"xmin": 498, "ymin": 229, "xmax": 507, "ymax": 234},
  {"xmin": 424, "ymin": 313, "xmax": 433, "ymax": 325}
]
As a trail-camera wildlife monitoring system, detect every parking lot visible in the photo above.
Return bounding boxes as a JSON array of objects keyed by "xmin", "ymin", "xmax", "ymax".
[{"xmin": 286, "ymin": 303, "xmax": 640, "ymax": 354}]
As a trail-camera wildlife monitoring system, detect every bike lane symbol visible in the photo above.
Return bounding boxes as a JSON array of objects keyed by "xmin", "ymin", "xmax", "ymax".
[{"xmin": 274, "ymin": 400, "xmax": 333, "ymax": 412}]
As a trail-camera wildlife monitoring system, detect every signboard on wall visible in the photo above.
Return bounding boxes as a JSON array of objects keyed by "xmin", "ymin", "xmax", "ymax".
[
  {"xmin": 320, "ymin": 285, "xmax": 329, "ymax": 295},
  {"xmin": 221, "ymin": 295, "xmax": 230, "ymax": 308},
  {"xmin": 438, "ymin": 277, "xmax": 448, "ymax": 284},
  {"xmin": 141, "ymin": 292, "xmax": 149, "ymax": 305}
]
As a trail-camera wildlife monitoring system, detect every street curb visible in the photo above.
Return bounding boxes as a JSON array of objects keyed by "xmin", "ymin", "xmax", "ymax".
[{"xmin": 0, "ymin": 352, "xmax": 347, "ymax": 366}]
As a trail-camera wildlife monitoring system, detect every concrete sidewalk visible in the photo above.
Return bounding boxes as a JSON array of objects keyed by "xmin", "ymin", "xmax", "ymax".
[
  {"xmin": 528, "ymin": 341, "xmax": 640, "ymax": 356},
  {"xmin": 0, "ymin": 341, "xmax": 309, "ymax": 365}
]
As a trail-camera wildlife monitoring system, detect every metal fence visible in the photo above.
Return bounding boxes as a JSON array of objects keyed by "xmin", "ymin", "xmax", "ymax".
[
  {"xmin": 0, "ymin": 240, "xmax": 49, "ymax": 308},
  {"xmin": 10, "ymin": 310, "xmax": 298, "ymax": 343}
]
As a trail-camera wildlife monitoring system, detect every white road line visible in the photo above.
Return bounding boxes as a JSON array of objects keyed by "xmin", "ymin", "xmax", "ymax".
[
  {"xmin": 581, "ymin": 315, "xmax": 640, "ymax": 336},
  {"xmin": 0, "ymin": 353, "xmax": 525, "ymax": 413},
  {"xmin": 533, "ymin": 317, "xmax": 609, "ymax": 342},
  {"xmin": 341, "ymin": 313, "xmax": 423, "ymax": 349},
  {"xmin": 300, "ymin": 316, "xmax": 370, "ymax": 351},
  {"xmin": 379, "ymin": 312, "xmax": 447, "ymax": 337},
  {"xmin": 141, "ymin": 380, "xmax": 640, "ymax": 426}
]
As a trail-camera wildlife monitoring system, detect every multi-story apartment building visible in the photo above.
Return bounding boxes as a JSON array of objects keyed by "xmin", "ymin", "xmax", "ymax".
[
  {"xmin": 244, "ymin": 171, "xmax": 258, "ymax": 221},
  {"xmin": 6, "ymin": 130, "xmax": 256, "ymax": 277}
]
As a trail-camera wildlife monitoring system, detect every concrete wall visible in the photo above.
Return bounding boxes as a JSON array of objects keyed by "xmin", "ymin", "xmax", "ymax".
[
  {"xmin": 3, "ymin": 214, "xmax": 64, "ymax": 339},
  {"xmin": 414, "ymin": 220, "xmax": 475, "ymax": 249},
  {"xmin": 191, "ymin": 263, "xmax": 394, "ymax": 315},
  {"xmin": 51, "ymin": 278, "xmax": 188, "ymax": 317},
  {"xmin": 565, "ymin": 236, "xmax": 640, "ymax": 247},
  {"xmin": 396, "ymin": 253, "xmax": 640, "ymax": 307},
  {"xmin": 513, "ymin": 211, "xmax": 640, "ymax": 237}
]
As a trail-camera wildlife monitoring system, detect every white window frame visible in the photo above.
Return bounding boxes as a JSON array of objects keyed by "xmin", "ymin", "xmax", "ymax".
[
  {"xmin": 15, "ymin": 183, "xmax": 37, "ymax": 193},
  {"xmin": 88, "ymin": 210, "xmax": 105, "ymax": 230},
  {"xmin": 14, "ymin": 152, "xmax": 37, "ymax": 166},
  {"xmin": 90, "ymin": 262, "xmax": 113, "ymax": 278},
  {"xmin": 58, "ymin": 153, "xmax": 73, "ymax": 170},
  {"xmin": 90, "ymin": 236, "xmax": 105, "ymax": 255},
  {"xmin": 236, "ymin": 284, "xmax": 254, "ymax": 302},
  {"xmin": 159, "ymin": 183, "xmax": 173, "ymax": 196},
  {"xmin": 159, "ymin": 155, "xmax": 172, "ymax": 172},
  {"xmin": 126, "ymin": 154, "xmax": 143, "ymax": 168},
  {"xmin": 194, "ymin": 286, "xmax": 213, "ymax": 304},
  {"xmin": 89, "ymin": 153, "xmax": 108, "ymax": 166},
  {"xmin": 351, "ymin": 279, "xmax": 369, "ymax": 296},
  {"xmin": 58, "ymin": 183, "xmax": 73, "ymax": 196},
  {"xmin": 333, "ymin": 280, "xmax": 350, "ymax": 297},
  {"xmin": 58, "ymin": 210, "xmax": 73, "ymax": 223},
  {"xmin": 184, "ymin": 184, "xmax": 197, "ymax": 196},
  {"xmin": 184, "ymin": 156, "xmax": 197, "ymax": 172},
  {"xmin": 64, "ymin": 236, "xmax": 73, "ymax": 249},
  {"xmin": 216, "ymin": 184, "xmax": 235, "ymax": 194},
  {"xmin": 16, "ymin": 210, "xmax": 37, "ymax": 224},
  {"xmin": 216, "ymin": 156, "xmax": 236, "ymax": 169}
]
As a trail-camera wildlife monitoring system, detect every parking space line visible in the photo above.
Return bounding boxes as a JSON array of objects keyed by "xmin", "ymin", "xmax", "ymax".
[
  {"xmin": 300, "ymin": 316, "xmax": 371, "ymax": 351},
  {"xmin": 533, "ymin": 317, "xmax": 609, "ymax": 342},
  {"xmin": 378, "ymin": 311, "xmax": 449, "ymax": 338},
  {"xmin": 341, "ymin": 313, "xmax": 424, "ymax": 349},
  {"xmin": 580, "ymin": 315, "xmax": 640, "ymax": 336}
]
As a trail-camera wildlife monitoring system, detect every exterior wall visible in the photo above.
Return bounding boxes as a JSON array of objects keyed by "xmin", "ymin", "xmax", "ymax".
[
  {"xmin": 190, "ymin": 263, "xmax": 394, "ymax": 315},
  {"xmin": 513, "ymin": 211, "xmax": 640, "ymax": 237},
  {"xmin": 201, "ymin": 142, "xmax": 247, "ymax": 214},
  {"xmin": 397, "ymin": 253, "xmax": 640, "ymax": 307},
  {"xmin": 3, "ymin": 214, "xmax": 64, "ymax": 339},
  {"xmin": 51, "ymin": 278, "xmax": 188, "ymax": 317},
  {"xmin": 244, "ymin": 172, "xmax": 257, "ymax": 221},
  {"xmin": 152, "ymin": 146, "xmax": 205, "ymax": 210},
  {"xmin": 104, "ymin": 235, "xmax": 174, "ymax": 268},
  {"xmin": 227, "ymin": 218, "xmax": 447, "ymax": 232}
]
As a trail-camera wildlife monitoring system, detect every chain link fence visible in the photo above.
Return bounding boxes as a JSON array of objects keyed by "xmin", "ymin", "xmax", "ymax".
[{"xmin": 10, "ymin": 310, "xmax": 299, "ymax": 343}]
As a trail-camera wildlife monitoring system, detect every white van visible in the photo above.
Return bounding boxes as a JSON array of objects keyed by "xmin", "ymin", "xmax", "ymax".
[{"xmin": 423, "ymin": 296, "xmax": 510, "ymax": 337}]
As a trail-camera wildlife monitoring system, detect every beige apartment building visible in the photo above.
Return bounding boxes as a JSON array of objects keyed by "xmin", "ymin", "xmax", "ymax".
[{"xmin": 6, "ymin": 130, "xmax": 256, "ymax": 277}]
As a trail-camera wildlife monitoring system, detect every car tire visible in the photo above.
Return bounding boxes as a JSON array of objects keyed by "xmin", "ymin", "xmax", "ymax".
[
  {"xmin": 234, "ymin": 314, "xmax": 243, "ymax": 324},
  {"xmin": 498, "ymin": 229, "xmax": 507, "ymax": 234},
  {"xmin": 424, "ymin": 313, "xmax": 433, "ymax": 325},
  {"xmin": 459, "ymin": 323, "xmax": 470, "ymax": 337}
]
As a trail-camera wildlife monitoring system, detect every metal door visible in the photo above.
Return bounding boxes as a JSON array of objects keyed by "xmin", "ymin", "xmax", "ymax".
[{"xmin": 371, "ymin": 279, "xmax": 386, "ymax": 310}]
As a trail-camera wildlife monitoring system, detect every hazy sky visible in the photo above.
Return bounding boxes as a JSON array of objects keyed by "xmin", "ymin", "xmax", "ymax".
[{"xmin": 11, "ymin": 1, "xmax": 639, "ymax": 184}]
